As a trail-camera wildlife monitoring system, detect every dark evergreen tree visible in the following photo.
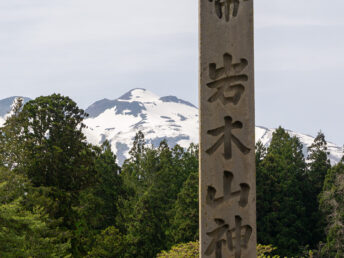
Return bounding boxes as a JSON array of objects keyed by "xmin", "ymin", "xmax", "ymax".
[
  {"xmin": 125, "ymin": 184, "xmax": 168, "ymax": 257},
  {"xmin": 17, "ymin": 94, "xmax": 95, "ymax": 191},
  {"xmin": 93, "ymin": 140, "xmax": 123, "ymax": 229},
  {"xmin": 170, "ymin": 170, "xmax": 199, "ymax": 244},
  {"xmin": 74, "ymin": 140, "xmax": 124, "ymax": 254},
  {"xmin": 307, "ymin": 132, "xmax": 331, "ymax": 195},
  {"xmin": 0, "ymin": 167, "xmax": 70, "ymax": 257},
  {"xmin": 305, "ymin": 131, "xmax": 331, "ymax": 249},
  {"xmin": 118, "ymin": 132, "xmax": 199, "ymax": 257},
  {"xmin": 118, "ymin": 131, "xmax": 157, "ymax": 236},
  {"xmin": 255, "ymin": 140, "xmax": 267, "ymax": 166},
  {"xmin": 0, "ymin": 94, "xmax": 99, "ymax": 256},
  {"xmin": 124, "ymin": 141, "xmax": 174, "ymax": 257},
  {"xmin": 256, "ymin": 127, "xmax": 310, "ymax": 256},
  {"xmin": 0, "ymin": 97, "xmax": 25, "ymax": 169},
  {"xmin": 319, "ymin": 161, "xmax": 344, "ymax": 257},
  {"xmin": 86, "ymin": 226, "xmax": 125, "ymax": 258}
]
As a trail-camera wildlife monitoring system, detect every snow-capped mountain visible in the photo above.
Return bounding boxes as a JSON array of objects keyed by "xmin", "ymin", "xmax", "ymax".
[
  {"xmin": 83, "ymin": 89, "xmax": 343, "ymax": 164},
  {"xmin": 83, "ymin": 89, "xmax": 199, "ymax": 164},
  {"xmin": 0, "ymin": 91, "xmax": 342, "ymax": 165},
  {"xmin": 256, "ymin": 126, "xmax": 343, "ymax": 165}
]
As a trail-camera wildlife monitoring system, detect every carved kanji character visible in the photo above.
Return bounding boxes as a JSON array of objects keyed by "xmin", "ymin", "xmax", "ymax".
[
  {"xmin": 227, "ymin": 216, "xmax": 252, "ymax": 258},
  {"xmin": 205, "ymin": 216, "xmax": 252, "ymax": 258},
  {"xmin": 207, "ymin": 53, "xmax": 248, "ymax": 106},
  {"xmin": 208, "ymin": 0, "xmax": 249, "ymax": 22},
  {"xmin": 206, "ymin": 116, "xmax": 250, "ymax": 160},
  {"xmin": 205, "ymin": 219, "xmax": 229, "ymax": 257},
  {"xmin": 207, "ymin": 171, "xmax": 250, "ymax": 208}
]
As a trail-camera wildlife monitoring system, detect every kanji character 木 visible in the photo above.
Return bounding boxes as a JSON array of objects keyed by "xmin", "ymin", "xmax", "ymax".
[{"xmin": 206, "ymin": 116, "xmax": 250, "ymax": 160}]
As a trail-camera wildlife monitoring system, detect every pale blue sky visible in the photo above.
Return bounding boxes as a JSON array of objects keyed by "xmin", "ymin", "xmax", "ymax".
[{"xmin": 1, "ymin": 0, "xmax": 344, "ymax": 145}]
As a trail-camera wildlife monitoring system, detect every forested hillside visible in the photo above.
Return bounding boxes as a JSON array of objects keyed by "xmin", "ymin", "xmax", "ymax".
[{"xmin": 0, "ymin": 95, "xmax": 343, "ymax": 257}]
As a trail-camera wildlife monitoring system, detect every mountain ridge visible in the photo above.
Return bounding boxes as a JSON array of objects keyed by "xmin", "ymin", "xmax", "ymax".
[{"xmin": 0, "ymin": 91, "xmax": 342, "ymax": 165}]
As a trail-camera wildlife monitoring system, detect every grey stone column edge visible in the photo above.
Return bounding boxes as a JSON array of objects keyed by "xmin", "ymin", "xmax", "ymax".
[{"xmin": 199, "ymin": 0, "xmax": 257, "ymax": 257}]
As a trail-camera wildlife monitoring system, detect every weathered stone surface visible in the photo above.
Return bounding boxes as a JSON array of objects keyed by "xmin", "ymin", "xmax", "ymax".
[{"xmin": 199, "ymin": 0, "xmax": 256, "ymax": 257}]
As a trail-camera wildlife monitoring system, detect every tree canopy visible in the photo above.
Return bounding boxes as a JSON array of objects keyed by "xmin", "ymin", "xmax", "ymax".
[{"xmin": 0, "ymin": 95, "xmax": 342, "ymax": 257}]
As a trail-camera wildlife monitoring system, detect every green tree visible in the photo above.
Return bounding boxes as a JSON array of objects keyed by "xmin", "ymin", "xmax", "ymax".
[
  {"xmin": 0, "ymin": 94, "xmax": 99, "ymax": 256},
  {"xmin": 0, "ymin": 167, "xmax": 70, "ymax": 257},
  {"xmin": 307, "ymin": 132, "xmax": 331, "ymax": 195},
  {"xmin": 2, "ymin": 94, "xmax": 96, "ymax": 215},
  {"xmin": 74, "ymin": 141, "xmax": 124, "ymax": 254},
  {"xmin": 170, "ymin": 169, "xmax": 199, "ymax": 244},
  {"xmin": 255, "ymin": 140, "xmax": 267, "ymax": 166},
  {"xmin": 124, "ymin": 141, "xmax": 174, "ymax": 257},
  {"xmin": 87, "ymin": 226, "xmax": 125, "ymax": 258},
  {"xmin": 119, "ymin": 133, "xmax": 199, "ymax": 257},
  {"xmin": 118, "ymin": 132, "xmax": 158, "ymax": 236},
  {"xmin": 125, "ymin": 185, "xmax": 168, "ymax": 257},
  {"xmin": 16, "ymin": 94, "xmax": 95, "ymax": 191},
  {"xmin": 305, "ymin": 132, "xmax": 331, "ymax": 249},
  {"xmin": 0, "ymin": 97, "xmax": 25, "ymax": 169},
  {"xmin": 319, "ymin": 161, "xmax": 344, "ymax": 257},
  {"xmin": 92, "ymin": 140, "xmax": 123, "ymax": 230},
  {"xmin": 157, "ymin": 241, "xmax": 199, "ymax": 258},
  {"xmin": 257, "ymin": 127, "xmax": 310, "ymax": 256},
  {"xmin": 157, "ymin": 242, "xmax": 281, "ymax": 258}
]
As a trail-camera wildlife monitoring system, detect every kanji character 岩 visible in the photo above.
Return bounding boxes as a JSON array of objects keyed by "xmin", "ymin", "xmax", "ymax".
[{"xmin": 207, "ymin": 53, "xmax": 248, "ymax": 106}]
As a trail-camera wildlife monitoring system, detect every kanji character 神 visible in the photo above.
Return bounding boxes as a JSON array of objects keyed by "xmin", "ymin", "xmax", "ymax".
[{"xmin": 205, "ymin": 216, "xmax": 252, "ymax": 258}]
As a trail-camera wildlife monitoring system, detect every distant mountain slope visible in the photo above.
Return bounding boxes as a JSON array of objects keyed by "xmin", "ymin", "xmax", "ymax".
[
  {"xmin": 83, "ymin": 89, "xmax": 199, "ymax": 164},
  {"xmin": 82, "ymin": 89, "xmax": 343, "ymax": 165},
  {"xmin": 0, "ymin": 92, "xmax": 342, "ymax": 165},
  {"xmin": 256, "ymin": 126, "xmax": 343, "ymax": 165},
  {"xmin": 0, "ymin": 97, "xmax": 31, "ymax": 117}
]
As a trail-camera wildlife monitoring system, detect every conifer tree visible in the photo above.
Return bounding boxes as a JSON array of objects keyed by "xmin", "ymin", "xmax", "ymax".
[
  {"xmin": 255, "ymin": 140, "xmax": 267, "ymax": 165},
  {"xmin": 307, "ymin": 132, "xmax": 331, "ymax": 194},
  {"xmin": 124, "ymin": 141, "xmax": 174, "ymax": 257},
  {"xmin": 17, "ymin": 94, "xmax": 95, "ymax": 191},
  {"xmin": 73, "ymin": 140, "xmax": 124, "ymax": 254},
  {"xmin": 1, "ymin": 94, "xmax": 96, "ymax": 205},
  {"xmin": 94, "ymin": 140, "xmax": 123, "ymax": 229},
  {"xmin": 0, "ymin": 94, "xmax": 98, "ymax": 255},
  {"xmin": 319, "ymin": 161, "xmax": 344, "ymax": 257},
  {"xmin": 0, "ymin": 167, "xmax": 70, "ymax": 257},
  {"xmin": 119, "ymin": 134, "xmax": 199, "ymax": 257},
  {"xmin": 170, "ymin": 170, "xmax": 199, "ymax": 244},
  {"xmin": 0, "ymin": 97, "xmax": 25, "ymax": 169},
  {"xmin": 305, "ymin": 131, "xmax": 331, "ymax": 248},
  {"xmin": 256, "ymin": 127, "xmax": 310, "ymax": 256},
  {"xmin": 87, "ymin": 226, "xmax": 125, "ymax": 258}
]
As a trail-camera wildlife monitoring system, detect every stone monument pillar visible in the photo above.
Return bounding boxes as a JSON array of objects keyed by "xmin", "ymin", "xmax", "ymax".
[{"xmin": 199, "ymin": 0, "xmax": 256, "ymax": 257}]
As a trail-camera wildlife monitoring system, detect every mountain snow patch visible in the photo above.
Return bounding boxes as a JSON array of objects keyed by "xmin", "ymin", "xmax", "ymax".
[{"xmin": 0, "ymin": 91, "xmax": 342, "ymax": 165}]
